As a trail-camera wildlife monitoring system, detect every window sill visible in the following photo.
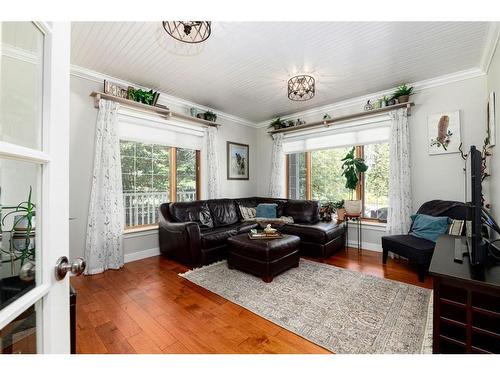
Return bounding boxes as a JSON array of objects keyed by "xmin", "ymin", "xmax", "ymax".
[
  {"xmin": 123, "ymin": 224, "xmax": 159, "ymax": 238},
  {"xmin": 359, "ymin": 220, "xmax": 387, "ymax": 231}
]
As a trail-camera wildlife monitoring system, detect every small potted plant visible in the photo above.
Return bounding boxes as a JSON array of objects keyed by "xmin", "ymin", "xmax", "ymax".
[
  {"xmin": 268, "ymin": 117, "xmax": 284, "ymax": 130},
  {"xmin": 332, "ymin": 200, "xmax": 346, "ymax": 221},
  {"xmin": 341, "ymin": 147, "xmax": 368, "ymax": 216},
  {"xmin": 393, "ymin": 84, "xmax": 413, "ymax": 104}
]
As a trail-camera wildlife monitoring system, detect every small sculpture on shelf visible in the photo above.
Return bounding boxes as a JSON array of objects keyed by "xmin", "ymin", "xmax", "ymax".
[{"xmin": 364, "ymin": 100, "xmax": 373, "ymax": 111}]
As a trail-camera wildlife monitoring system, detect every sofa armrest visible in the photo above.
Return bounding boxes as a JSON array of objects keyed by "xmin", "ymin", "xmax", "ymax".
[{"xmin": 158, "ymin": 209, "xmax": 202, "ymax": 265}]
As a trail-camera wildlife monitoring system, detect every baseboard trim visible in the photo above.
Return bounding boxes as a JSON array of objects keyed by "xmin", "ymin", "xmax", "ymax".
[
  {"xmin": 124, "ymin": 247, "xmax": 160, "ymax": 263},
  {"xmin": 346, "ymin": 240, "xmax": 382, "ymax": 252}
]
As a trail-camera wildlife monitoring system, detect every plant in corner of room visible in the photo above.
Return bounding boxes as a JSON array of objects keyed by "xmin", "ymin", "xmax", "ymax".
[
  {"xmin": 0, "ymin": 186, "xmax": 36, "ymax": 269},
  {"xmin": 341, "ymin": 147, "xmax": 368, "ymax": 215},
  {"xmin": 393, "ymin": 84, "xmax": 414, "ymax": 103}
]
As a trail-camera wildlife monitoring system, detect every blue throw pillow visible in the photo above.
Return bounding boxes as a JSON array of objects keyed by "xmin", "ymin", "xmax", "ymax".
[
  {"xmin": 409, "ymin": 214, "xmax": 451, "ymax": 243},
  {"xmin": 256, "ymin": 203, "xmax": 277, "ymax": 218}
]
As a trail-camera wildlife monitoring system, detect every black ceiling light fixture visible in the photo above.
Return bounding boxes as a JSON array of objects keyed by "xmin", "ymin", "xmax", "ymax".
[
  {"xmin": 162, "ymin": 21, "xmax": 212, "ymax": 44},
  {"xmin": 288, "ymin": 75, "xmax": 315, "ymax": 101}
]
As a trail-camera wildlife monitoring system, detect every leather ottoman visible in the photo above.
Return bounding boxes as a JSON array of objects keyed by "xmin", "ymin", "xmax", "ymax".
[{"xmin": 227, "ymin": 233, "xmax": 300, "ymax": 282}]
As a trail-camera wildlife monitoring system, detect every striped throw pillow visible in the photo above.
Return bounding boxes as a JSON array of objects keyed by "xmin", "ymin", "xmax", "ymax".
[{"xmin": 239, "ymin": 206, "xmax": 256, "ymax": 221}]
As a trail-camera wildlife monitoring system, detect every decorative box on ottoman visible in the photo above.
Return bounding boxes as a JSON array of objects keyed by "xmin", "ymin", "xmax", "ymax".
[{"xmin": 226, "ymin": 233, "xmax": 300, "ymax": 282}]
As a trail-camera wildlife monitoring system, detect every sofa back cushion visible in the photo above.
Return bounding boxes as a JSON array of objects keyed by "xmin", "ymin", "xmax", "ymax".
[
  {"xmin": 284, "ymin": 199, "xmax": 320, "ymax": 224},
  {"xmin": 208, "ymin": 199, "xmax": 239, "ymax": 227},
  {"xmin": 169, "ymin": 201, "xmax": 214, "ymax": 229}
]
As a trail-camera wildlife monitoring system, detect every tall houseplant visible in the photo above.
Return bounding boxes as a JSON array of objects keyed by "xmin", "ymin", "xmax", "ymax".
[{"xmin": 341, "ymin": 147, "xmax": 368, "ymax": 215}]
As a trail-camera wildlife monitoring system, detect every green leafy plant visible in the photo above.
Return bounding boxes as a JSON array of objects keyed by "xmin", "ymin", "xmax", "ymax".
[
  {"xmin": 127, "ymin": 87, "xmax": 157, "ymax": 105},
  {"xmin": 332, "ymin": 200, "xmax": 345, "ymax": 210},
  {"xmin": 0, "ymin": 187, "xmax": 36, "ymax": 266},
  {"xmin": 204, "ymin": 110, "xmax": 217, "ymax": 122},
  {"xmin": 341, "ymin": 147, "xmax": 368, "ymax": 200},
  {"xmin": 393, "ymin": 84, "xmax": 414, "ymax": 98},
  {"xmin": 268, "ymin": 117, "xmax": 285, "ymax": 130}
]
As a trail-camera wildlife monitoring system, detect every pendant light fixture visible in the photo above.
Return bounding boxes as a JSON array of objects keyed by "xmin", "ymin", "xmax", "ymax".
[
  {"xmin": 288, "ymin": 75, "xmax": 315, "ymax": 101},
  {"xmin": 162, "ymin": 21, "xmax": 212, "ymax": 44}
]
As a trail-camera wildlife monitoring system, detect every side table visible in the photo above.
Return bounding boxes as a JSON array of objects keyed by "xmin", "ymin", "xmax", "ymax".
[{"xmin": 345, "ymin": 214, "xmax": 362, "ymax": 254}]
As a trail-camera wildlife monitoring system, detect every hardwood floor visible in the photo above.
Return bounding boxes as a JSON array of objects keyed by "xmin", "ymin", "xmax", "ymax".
[{"xmin": 71, "ymin": 248, "xmax": 432, "ymax": 354}]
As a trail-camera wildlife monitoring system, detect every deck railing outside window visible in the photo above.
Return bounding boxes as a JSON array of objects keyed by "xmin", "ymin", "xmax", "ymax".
[{"xmin": 123, "ymin": 191, "xmax": 196, "ymax": 227}]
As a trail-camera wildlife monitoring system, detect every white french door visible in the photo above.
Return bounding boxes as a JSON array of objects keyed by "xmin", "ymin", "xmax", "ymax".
[{"xmin": 0, "ymin": 22, "xmax": 71, "ymax": 353}]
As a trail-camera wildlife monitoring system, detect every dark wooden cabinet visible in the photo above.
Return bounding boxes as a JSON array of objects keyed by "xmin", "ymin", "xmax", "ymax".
[{"xmin": 430, "ymin": 235, "xmax": 500, "ymax": 354}]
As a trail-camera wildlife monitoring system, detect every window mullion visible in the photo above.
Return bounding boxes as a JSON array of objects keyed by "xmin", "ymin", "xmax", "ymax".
[
  {"xmin": 305, "ymin": 152, "xmax": 312, "ymax": 200},
  {"xmin": 170, "ymin": 147, "xmax": 177, "ymax": 202}
]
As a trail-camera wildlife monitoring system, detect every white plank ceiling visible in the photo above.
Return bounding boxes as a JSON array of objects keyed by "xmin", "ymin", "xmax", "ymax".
[{"xmin": 71, "ymin": 22, "xmax": 491, "ymax": 123}]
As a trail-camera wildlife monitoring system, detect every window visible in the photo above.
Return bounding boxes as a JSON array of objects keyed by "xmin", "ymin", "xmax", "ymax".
[
  {"xmin": 120, "ymin": 140, "xmax": 200, "ymax": 229},
  {"xmin": 286, "ymin": 142, "xmax": 389, "ymax": 222}
]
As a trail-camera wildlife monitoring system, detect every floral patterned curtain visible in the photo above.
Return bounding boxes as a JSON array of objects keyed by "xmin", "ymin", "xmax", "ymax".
[
  {"xmin": 84, "ymin": 99, "xmax": 124, "ymax": 274},
  {"xmin": 269, "ymin": 133, "xmax": 285, "ymax": 198},
  {"xmin": 386, "ymin": 108, "xmax": 412, "ymax": 238}
]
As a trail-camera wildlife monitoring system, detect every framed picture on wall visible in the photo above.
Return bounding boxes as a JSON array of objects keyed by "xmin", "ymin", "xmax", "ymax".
[
  {"xmin": 488, "ymin": 91, "xmax": 496, "ymax": 146},
  {"xmin": 427, "ymin": 111, "xmax": 461, "ymax": 155},
  {"xmin": 227, "ymin": 141, "xmax": 249, "ymax": 180}
]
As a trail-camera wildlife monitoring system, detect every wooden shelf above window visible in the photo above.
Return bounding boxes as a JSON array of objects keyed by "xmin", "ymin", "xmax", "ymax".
[
  {"xmin": 268, "ymin": 101, "xmax": 414, "ymax": 135},
  {"xmin": 90, "ymin": 91, "xmax": 220, "ymax": 128}
]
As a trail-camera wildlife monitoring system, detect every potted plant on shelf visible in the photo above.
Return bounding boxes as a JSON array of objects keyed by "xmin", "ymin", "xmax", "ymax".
[
  {"xmin": 268, "ymin": 117, "xmax": 284, "ymax": 130},
  {"xmin": 332, "ymin": 200, "xmax": 346, "ymax": 221},
  {"xmin": 341, "ymin": 147, "xmax": 368, "ymax": 216},
  {"xmin": 393, "ymin": 84, "xmax": 414, "ymax": 104}
]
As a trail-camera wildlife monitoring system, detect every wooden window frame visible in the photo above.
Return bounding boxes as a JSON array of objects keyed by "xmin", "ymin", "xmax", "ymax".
[
  {"xmin": 285, "ymin": 145, "xmax": 386, "ymax": 223},
  {"xmin": 122, "ymin": 144, "xmax": 201, "ymax": 231}
]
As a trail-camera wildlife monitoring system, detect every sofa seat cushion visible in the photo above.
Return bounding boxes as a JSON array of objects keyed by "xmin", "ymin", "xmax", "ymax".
[
  {"xmin": 236, "ymin": 222, "xmax": 259, "ymax": 234},
  {"xmin": 381, "ymin": 234, "xmax": 435, "ymax": 263},
  {"xmin": 200, "ymin": 226, "xmax": 238, "ymax": 248},
  {"xmin": 169, "ymin": 201, "xmax": 213, "ymax": 229},
  {"xmin": 208, "ymin": 199, "xmax": 239, "ymax": 227},
  {"xmin": 283, "ymin": 199, "xmax": 320, "ymax": 223},
  {"xmin": 281, "ymin": 222, "xmax": 344, "ymax": 244}
]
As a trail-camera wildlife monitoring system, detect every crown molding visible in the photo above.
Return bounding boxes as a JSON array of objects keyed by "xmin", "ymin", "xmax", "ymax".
[
  {"xmin": 70, "ymin": 65, "xmax": 258, "ymax": 128},
  {"xmin": 480, "ymin": 22, "xmax": 500, "ymax": 73},
  {"xmin": 1, "ymin": 43, "xmax": 39, "ymax": 65},
  {"xmin": 255, "ymin": 68, "xmax": 486, "ymax": 128}
]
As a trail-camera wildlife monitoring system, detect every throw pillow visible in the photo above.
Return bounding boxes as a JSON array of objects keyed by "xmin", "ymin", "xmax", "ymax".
[
  {"xmin": 256, "ymin": 203, "xmax": 278, "ymax": 219},
  {"xmin": 410, "ymin": 214, "xmax": 452, "ymax": 243},
  {"xmin": 239, "ymin": 206, "xmax": 256, "ymax": 221}
]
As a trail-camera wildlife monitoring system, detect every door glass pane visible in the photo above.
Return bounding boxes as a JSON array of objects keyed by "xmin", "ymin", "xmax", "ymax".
[
  {"xmin": 287, "ymin": 153, "xmax": 306, "ymax": 199},
  {"xmin": 311, "ymin": 147, "xmax": 351, "ymax": 202},
  {"xmin": 176, "ymin": 148, "xmax": 197, "ymax": 202},
  {"xmin": 0, "ymin": 303, "xmax": 37, "ymax": 353},
  {"xmin": 0, "ymin": 159, "xmax": 40, "ymax": 311},
  {"xmin": 0, "ymin": 22, "xmax": 44, "ymax": 150}
]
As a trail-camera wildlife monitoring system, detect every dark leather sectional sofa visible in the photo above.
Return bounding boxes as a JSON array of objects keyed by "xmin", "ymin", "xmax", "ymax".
[{"xmin": 158, "ymin": 197, "xmax": 346, "ymax": 267}]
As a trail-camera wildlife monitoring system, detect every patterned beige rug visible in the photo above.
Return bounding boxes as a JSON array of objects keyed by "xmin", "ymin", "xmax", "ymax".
[{"xmin": 180, "ymin": 259, "xmax": 433, "ymax": 354}]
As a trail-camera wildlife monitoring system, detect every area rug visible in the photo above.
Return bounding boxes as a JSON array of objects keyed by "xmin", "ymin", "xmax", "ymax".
[{"xmin": 180, "ymin": 259, "xmax": 433, "ymax": 354}]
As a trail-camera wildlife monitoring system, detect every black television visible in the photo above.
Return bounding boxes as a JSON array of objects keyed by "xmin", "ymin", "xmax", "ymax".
[{"xmin": 466, "ymin": 145, "xmax": 488, "ymax": 267}]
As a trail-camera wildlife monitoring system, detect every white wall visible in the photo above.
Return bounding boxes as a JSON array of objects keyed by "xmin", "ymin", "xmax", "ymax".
[
  {"xmin": 69, "ymin": 73, "xmax": 257, "ymax": 260},
  {"xmin": 257, "ymin": 75, "xmax": 489, "ymax": 250},
  {"xmin": 487, "ymin": 38, "xmax": 500, "ymax": 227}
]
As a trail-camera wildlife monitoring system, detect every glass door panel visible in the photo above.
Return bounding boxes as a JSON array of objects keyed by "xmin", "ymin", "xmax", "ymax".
[
  {"xmin": 0, "ymin": 303, "xmax": 37, "ymax": 353},
  {"xmin": 0, "ymin": 159, "xmax": 40, "ymax": 311},
  {"xmin": 0, "ymin": 22, "xmax": 44, "ymax": 150}
]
